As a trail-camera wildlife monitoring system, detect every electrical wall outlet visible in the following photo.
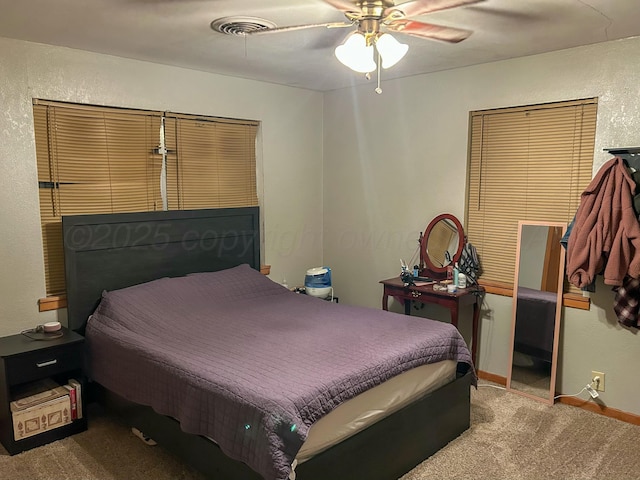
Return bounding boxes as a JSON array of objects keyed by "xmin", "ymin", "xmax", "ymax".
[{"xmin": 591, "ymin": 371, "xmax": 605, "ymax": 392}]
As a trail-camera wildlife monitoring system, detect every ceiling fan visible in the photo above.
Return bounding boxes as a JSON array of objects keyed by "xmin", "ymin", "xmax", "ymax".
[
  {"xmin": 248, "ymin": 0, "xmax": 483, "ymax": 44},
  {"xmin": 245, "ymin": 0, "xmax": 483, "ymax": 73}
]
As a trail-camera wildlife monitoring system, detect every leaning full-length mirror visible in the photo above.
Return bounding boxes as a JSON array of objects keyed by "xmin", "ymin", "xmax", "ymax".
[{"xmin": 507, "ymin": 221, "xmax": 566, "ymax": 404}]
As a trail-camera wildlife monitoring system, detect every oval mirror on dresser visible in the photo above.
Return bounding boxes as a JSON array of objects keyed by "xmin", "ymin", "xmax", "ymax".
[{"xmin": 420, "ymin": 213, "xmax": 465, "ymax": 279}]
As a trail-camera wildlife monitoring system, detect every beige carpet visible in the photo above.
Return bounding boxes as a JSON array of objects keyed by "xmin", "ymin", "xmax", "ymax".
[
  {"xmin": 2, "ymin": 384, "xmax": 639, "ymax": 480},
  {"xmin": 401, "ymin": 384, "xmax": 640, "ymax": 480}
]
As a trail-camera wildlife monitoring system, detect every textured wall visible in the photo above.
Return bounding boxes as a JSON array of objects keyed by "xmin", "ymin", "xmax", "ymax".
[
  {"xmin": 323, "ymin": 36, "xmax": 640, "ymax": 415},
  {"xmin": 0, "ymin": 37, "xmax": 324, "ymax": 337},
  {"xmin": 3, "ymin": 33, "xmax": 639, "ymax": 417}
]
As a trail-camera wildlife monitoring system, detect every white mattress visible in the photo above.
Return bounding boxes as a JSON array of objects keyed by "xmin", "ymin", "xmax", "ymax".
[
  {"xmin": 294, "ymin": 359, "xmax": 457, "ymax": 464},
  {"xmin": 200, "ymin": 359, "xmax": 457, "ymax": 478}
]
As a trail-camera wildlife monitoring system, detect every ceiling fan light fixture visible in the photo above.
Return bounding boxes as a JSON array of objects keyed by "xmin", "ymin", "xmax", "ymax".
[
  {"xmin": 375, "ymin": 33, "xmax": 408, "ymax": 69},
  {"xmin": 335, "ymin": 33, "xmax": 376, "ymax": 73}
]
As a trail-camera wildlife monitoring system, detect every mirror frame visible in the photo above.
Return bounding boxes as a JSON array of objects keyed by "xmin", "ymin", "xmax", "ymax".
[
  {"xmin": 506, "ymin": 220, "xmax": 566, "ymax": 405},
  {"xmin": 420, "ymin": 213, "xmax": 465, "ymax": 278}
]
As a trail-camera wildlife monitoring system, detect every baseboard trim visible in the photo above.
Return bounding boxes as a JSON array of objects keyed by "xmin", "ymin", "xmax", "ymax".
[
  {"xmin": 556, "ymin": 396, "xmax": 640, "ymax": 426},
  {"xmin": 477, "ymin": 370, "xmax": 507, "ymax": 386},
  {"xmin": 477, "ymin": 370, "xmax": 640, "ymax": 426}
]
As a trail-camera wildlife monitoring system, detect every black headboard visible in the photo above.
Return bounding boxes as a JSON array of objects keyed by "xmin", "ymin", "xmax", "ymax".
[{"xmin": 63, "ymin": 207, "xmax": 260, "ymax": 332}]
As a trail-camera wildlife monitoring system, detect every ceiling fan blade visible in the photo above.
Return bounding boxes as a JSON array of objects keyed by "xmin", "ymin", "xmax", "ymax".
[
  {"xmin": 385, "ymin": 0, "xmax": 485, "ymax": 18},
  {"xmin": 466, "ymin": 4, "xmax": 545, "ymax": 22},
  {"xmin": 322, "ymin": 0, "xmax": 361, "ymax": 14},
  {"xmin": 387, "ymin": 20, "xmax": 472, "ymax": 43},
  {"xmin": 245, "ymin": 22, "xmax": 353, "ymax": 35}
]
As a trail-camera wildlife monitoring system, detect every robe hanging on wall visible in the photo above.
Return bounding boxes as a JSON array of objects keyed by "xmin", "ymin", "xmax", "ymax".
[
  {"xmin": 566, "ymin": 156, "xmax": 640, "ymax": 288},
  {"xmin": 566, "ymin": 155, "xmax": 640, "ymax": 328}
]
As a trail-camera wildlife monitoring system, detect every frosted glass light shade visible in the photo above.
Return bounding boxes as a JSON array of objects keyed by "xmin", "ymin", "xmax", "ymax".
[
  {"xmin": 335, "ymin": 33, "xmax": 376, "ymax": 73},
  {"xmin": 376, "ymin": 33, "xmax": 409, "ymax": 69}
]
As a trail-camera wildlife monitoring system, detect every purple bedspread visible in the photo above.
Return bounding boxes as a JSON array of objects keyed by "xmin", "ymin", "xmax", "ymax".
[{"xmin": 85, "ymin": 264, "xmax": 474, "ymax": 480}]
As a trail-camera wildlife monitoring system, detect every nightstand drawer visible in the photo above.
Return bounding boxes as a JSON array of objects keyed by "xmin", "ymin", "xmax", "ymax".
[{"xmin": 5, "ymin": 344, "xmax": 83, "ymax": 386}]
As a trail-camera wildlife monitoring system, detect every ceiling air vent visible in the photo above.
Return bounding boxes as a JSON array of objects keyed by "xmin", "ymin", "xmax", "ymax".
[{"xmin": 210, "ymin": 16, "xmax": 277, "ymax": 36}]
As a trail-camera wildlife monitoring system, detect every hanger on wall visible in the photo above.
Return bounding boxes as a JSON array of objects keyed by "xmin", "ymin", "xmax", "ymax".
[{"xmin": 604, "ymin": 147, "xmax": 640, "ymax": 171}]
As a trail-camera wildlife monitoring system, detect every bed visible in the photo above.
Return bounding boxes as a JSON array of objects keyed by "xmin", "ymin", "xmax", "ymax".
[{"xmin": 63, "ymin": 207, "xmax": 475, "ymax": 480}]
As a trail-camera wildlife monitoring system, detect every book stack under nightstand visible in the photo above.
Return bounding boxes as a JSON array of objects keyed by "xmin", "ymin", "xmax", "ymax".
[{"xmin": 0, "ymin": 328, "xmax": 87, "ymax": 455}]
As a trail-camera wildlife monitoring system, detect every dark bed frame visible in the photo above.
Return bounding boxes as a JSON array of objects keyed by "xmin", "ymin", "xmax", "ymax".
[{"xmin": 63, "ymin": 207, "xmax": 471, "ymax": 480}]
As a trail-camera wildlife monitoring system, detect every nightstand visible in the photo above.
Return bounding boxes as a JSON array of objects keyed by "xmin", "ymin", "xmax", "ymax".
[{"xmin": 0, "ymin": 327, "xmax": 87, "ymax": 455}]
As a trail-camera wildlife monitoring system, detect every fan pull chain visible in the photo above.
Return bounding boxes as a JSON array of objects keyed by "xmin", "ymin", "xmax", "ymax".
[{"xmin": 375, "ymin": 51, "xmax": 382, "ymax": 94}]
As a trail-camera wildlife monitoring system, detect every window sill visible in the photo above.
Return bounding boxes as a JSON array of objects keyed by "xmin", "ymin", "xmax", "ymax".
[
  {"xmin": 479, "ymin": 280, "xmax": 590, "ymax": 311},
  {"xmin": 38, "ymin": 296, "xmax": 67, "ymax": 312}
]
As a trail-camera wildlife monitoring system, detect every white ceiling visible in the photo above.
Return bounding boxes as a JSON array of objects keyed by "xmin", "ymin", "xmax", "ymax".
[{"xmin": 1, "ymin": 0, "xmax": 639, "ymax": 92}]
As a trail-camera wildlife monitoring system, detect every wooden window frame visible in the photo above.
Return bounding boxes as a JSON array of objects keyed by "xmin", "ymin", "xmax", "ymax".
[{"xmin": 466, "ymin": 98, "xmax": 598, "ymax": 310}]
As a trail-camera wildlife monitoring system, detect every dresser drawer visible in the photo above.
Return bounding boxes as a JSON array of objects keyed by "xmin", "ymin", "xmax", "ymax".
[{"xmin": 4, "ymin": 343, "xmax": 83, "ymax": 386}]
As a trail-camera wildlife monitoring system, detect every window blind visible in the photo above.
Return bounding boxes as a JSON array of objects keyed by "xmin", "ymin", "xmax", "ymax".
[
  {"xmin": 164, "ymin": 114, "xmax": 258, "ymax": 210},
  {"xmin": 466, "ymin": 98, "xmax": 597, "ymax": 299},
  {"xmin": 34, "ymin": 103, "xmax": 162, "ymax": 295}
]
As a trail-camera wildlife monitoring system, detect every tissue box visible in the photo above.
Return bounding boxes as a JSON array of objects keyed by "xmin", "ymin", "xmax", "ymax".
[{"xmin": 12, "ymin": 395, "xmax": 71, "ymax": 440}]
